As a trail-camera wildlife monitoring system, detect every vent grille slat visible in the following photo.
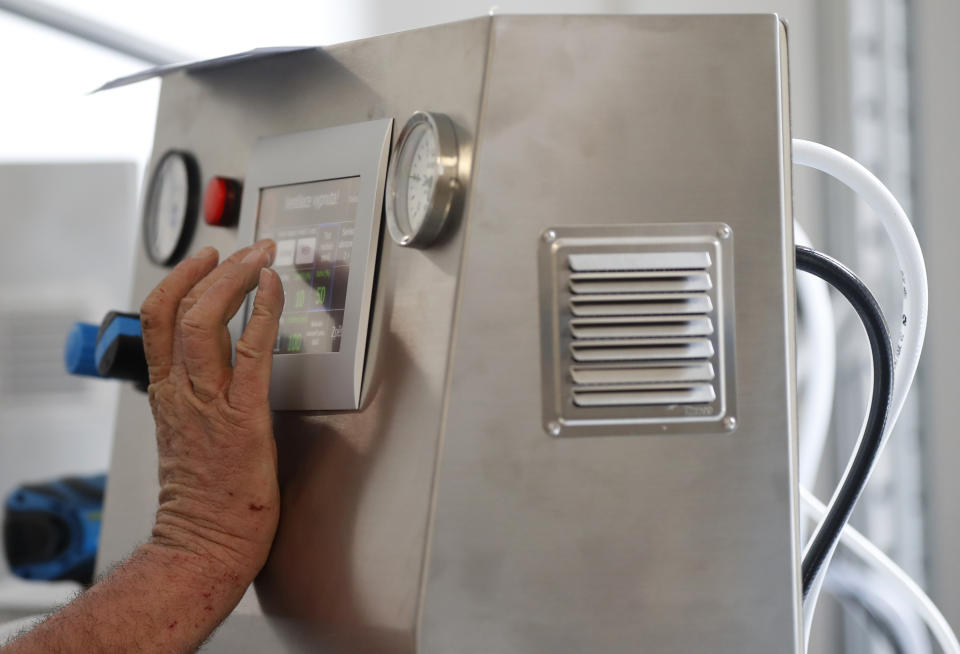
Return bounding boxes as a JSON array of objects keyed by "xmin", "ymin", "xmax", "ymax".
[
  {"xmin": 572, "ymin": 384, "xmax": 717, "ymax": 408},
  {"xmin": 570, "ymin": 337, "xmax": 714, "ymax": 362},
  {"xmin": 568, "ymin": 251, "xmax": 711, "ymax": 272},
  {"xmin": 570, "ymin": 363, "xmax": 715, "ymax": 386},
  {"xmin": 570, "ymin": 270, "xmax": 708, "ymax": 281},
  {"xmin": 570, "ymin": 294, "xmax": 713, "ymax": 317},
  {"xmin": 570, "ymin": 316, "xmax": 714, "ymax": 339},
  {"xmin": 569, "ymin": 272, "xmax": 712, "ymax": 294}
]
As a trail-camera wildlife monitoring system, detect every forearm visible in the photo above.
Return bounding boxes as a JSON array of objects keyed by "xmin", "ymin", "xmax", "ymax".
[
  {"xmin": 1, "ymin": 544, "xmax": 248, "ymax": 654},
  {"xmin": 2, "ymin": 243, "xmax": 281, "ymax": 653}
]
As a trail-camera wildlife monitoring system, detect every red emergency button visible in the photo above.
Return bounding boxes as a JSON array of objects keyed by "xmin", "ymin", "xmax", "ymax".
[{"xmin": 203, "ymin": 176, "xmax": 241, "ymax": 226}]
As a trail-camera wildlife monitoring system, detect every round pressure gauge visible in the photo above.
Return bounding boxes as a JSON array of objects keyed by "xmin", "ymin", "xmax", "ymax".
[
  {"xmin": 386, "ymin": 112, "xmax": 463, "ymax": 248},
  {"xmin": 143, "ymin": 151, "xmax": 199, "ymax": 266}
]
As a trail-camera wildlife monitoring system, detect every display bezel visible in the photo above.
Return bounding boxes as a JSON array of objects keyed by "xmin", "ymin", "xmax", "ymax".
[{"xmin": 232, "ymin": 119, "xmax": 393, "ymax": 410}]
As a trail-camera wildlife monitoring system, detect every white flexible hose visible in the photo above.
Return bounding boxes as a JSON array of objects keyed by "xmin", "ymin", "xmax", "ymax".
[
  {"xmin": 794, "ymin": 223, "xmax": 837, "ymax": 492},
  {"xmin": 825, "ymin": 562, "xmax": 931, "ymax": 654},
  {"xmin": 792, "ymin": 139, "xmax": 930, "ymax": 647},
  {"xmin": 801, "ymin": 488, "xmax": 960, "ymax": 654},
  {"xmin": 794, "ymin": 230, "xmax": 932, "ymax": 651}
]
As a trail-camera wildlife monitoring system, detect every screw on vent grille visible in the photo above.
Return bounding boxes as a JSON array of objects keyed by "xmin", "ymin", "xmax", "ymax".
[
  {"xmin": 567, "ymin": 251, "xmax": 717, "ymax": 409},
  {"xmin": 538, "ymin": 224, "xmax": 736, "ymax": 437}
]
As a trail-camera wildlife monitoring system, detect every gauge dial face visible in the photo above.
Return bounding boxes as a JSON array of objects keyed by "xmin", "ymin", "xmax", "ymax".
[
  {"xmin": 402, "ymin": 124, "xmax": 439, "ymax": 233},
  {"xmin": 144, "ymin": 152, "xmax": 197, "ymax": 265},
  {"xmin": 386, "ymin": 112, "xmax": 461, "ymax": 248}
]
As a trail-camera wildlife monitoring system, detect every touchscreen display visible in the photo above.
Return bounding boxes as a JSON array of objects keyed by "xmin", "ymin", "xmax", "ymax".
[{"xmin": 254, "ymin": 177, "xmax": 360, "ymax": 354}]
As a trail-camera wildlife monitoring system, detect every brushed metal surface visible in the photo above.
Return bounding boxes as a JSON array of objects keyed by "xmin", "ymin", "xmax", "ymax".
[
  {"xmin": 420, "ymin": 15, "xmax": 801, "ymax": 653},
  {"xmin": 97, "ymin": 18, "xmax": 491, "ymax": 653},
  {"xmin": 96, "ymin": 14, "xmax": 800, "ymax": 653}
]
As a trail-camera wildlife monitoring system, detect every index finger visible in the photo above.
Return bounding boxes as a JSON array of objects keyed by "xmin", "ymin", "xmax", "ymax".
[
  {"xmin": 178, "ymin": 246, "xmax": 275, "ymax": 401},
  {"xmin": 140, "ymin": 247, "xmax": 219, "ymax": 385},
  {"xmin": 171, "ymin": 239, "xmax": 275, "ymax": 367}
]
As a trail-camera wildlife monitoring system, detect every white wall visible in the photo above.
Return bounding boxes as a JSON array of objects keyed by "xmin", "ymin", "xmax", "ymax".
[{"xmin": 0, "ymin": 162, "xmax": 138, "ymax": 620}]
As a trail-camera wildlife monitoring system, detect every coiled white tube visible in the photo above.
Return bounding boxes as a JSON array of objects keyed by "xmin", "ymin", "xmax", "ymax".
[{"xmin": 802, "ymin": 488, "xmax": 959, "ymax": 654}]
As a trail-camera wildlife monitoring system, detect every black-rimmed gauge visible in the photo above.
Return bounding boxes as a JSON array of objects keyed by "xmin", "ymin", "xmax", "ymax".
[
  {"xmin": 385, "ymin": 111, "xmax": 463, "ymax": 248},
  {"xmin": 143, "ymin": 151, "xmax": 199, "ymax": 266}
]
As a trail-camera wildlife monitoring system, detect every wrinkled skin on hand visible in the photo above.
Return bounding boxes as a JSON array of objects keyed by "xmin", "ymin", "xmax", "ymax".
[{"xmin": 139, "ymin": 240, "xmax": 284, "ymax": 583}]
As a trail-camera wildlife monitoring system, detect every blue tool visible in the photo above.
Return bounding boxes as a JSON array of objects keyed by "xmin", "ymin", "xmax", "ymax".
[
  {"xmin": 3, "ymin": 474, "xmax": 106, "ymax": 584},
  {"xmin": 64, "ymin": 311, "xmax": 148, "ymax": 391}
]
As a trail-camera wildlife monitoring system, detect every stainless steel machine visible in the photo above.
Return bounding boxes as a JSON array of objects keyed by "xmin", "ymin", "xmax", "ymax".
[{"xmin": 97, "ymin": 14, "xmax": 801, "ymax": 652}]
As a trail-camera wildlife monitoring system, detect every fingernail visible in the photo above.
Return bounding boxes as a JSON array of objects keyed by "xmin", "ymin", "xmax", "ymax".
[
  {"xmin": 191, "ymin": 246, "xmax": 216, "ymax": 259},
  {"xmin": 242, "ymin": 248, "xmax": 266, "ymax": 264},
  {"xmin": 253, "ymin": 239, "xmax": 276, "ymax": 265}
]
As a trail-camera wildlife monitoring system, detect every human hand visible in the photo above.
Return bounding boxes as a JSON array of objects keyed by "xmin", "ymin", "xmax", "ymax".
[
  {"xmin": 0, "ymin": 242, "xmax": 285, "ymax": 654},
  {"xmin": 139, "ymin": 239, "xmax": 283, "ymax": 586}
]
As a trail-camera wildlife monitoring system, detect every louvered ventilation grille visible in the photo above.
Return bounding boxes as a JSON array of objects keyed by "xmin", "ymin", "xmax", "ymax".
[
  {"xmin": 539, "ymin": 224, "xmax": 736, "ymax": 437},
  {"xmin": 567, "ymin": 251, "xmax": 717, "ymax": 409}
]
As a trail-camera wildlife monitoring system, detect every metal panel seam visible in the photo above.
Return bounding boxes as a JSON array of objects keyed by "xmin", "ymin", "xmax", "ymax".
[
  {"xmin": 777, "ymin": 15, "xmax": 805, "ymax": 653},
  {"xmin": 413, "ymin": 16, "xmax": 495, "ymax": 651}
]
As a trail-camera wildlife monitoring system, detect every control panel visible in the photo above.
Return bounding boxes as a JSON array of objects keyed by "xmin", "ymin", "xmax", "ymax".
[
  {"xmin": 256, "ymin": 177, "xmax": 359, "ymax": 356},
  {"xmin": 233, "ymin": 118, "xmax": 393, "ymax": 411}
]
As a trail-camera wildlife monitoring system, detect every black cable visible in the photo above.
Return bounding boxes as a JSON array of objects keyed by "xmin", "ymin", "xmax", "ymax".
[{"xmin": 795, "ymin": 246, "xmax": 894, "ymax": 598}]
